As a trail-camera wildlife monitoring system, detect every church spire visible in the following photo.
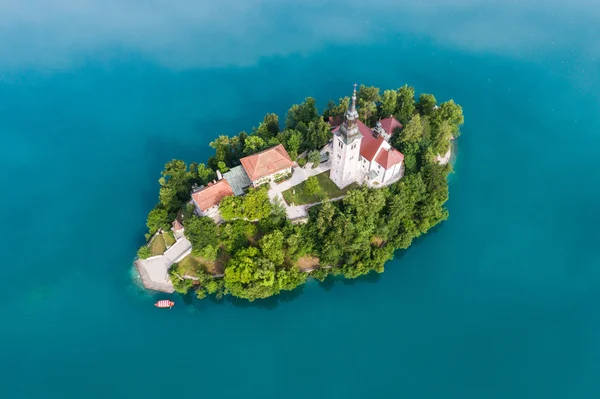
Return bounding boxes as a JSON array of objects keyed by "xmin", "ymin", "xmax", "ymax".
[{"xmin": 343, "ymin": 83, "xmax": 359, "ymax": 134}]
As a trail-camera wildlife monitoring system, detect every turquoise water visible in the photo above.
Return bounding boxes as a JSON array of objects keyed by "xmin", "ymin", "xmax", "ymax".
[{"xmin": 2, "ymin": 1, "xmax": 600, "ymax": 397}]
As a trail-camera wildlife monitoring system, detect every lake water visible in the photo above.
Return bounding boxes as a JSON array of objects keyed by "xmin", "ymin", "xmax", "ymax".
[{"xmin": 1, "ymin": 1, "xmax": 600, "ymax": 398}]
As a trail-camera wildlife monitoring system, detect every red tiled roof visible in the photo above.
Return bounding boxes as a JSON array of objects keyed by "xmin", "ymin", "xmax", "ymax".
[
  {"xmin": 172, "ymin": 220, "xmax": 184, "ymax": 231},
  {"xmin": 191, "ymin": 179, "xmax": 234, "ymax": 212},
  {"xmin": 375, "ymin": 148, "xmax": 404, "ymax": 170},
  {"xmin": 379, "ymin": 116, "xmax": 402, "ymax": 136},
  {"xmin": 334, "ymin": 120, "xmax": 404, "ymax": 165},
  {"xmin": 240, "ymin": 144, "xmax": 294, "ymax": 182},
  {"xmin": 357, "ymin": 120, "xmax": 386, "ymax": 162}
]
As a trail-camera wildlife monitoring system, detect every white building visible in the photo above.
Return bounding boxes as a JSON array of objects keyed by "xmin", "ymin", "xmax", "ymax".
[
  {"xmin": 239, "ymin": 144, "xmax": 294, "ymax": 187},
  {"xmin": 330, "ymin": 85, "xmax": 405, "ymax": 188},
  {"xmin": 191, "ymin": 179, "xmax": 235, "ymax": 219}
]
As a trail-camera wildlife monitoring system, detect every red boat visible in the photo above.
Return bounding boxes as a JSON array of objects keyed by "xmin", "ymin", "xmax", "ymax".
[{"xmin": 155, "ymin": 300, "xmax": 175, "ymax": 309}]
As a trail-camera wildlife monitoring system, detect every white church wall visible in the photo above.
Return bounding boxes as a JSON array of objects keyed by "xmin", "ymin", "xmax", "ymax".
[{"xmin": 330, "ymin": 135, "xmax": 361, "ymax": 189}]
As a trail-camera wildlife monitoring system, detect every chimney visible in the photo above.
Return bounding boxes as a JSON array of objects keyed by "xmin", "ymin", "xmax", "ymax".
[{"xmin": 216, "ymin": 170, "xmax": 223, "ymax": 180}]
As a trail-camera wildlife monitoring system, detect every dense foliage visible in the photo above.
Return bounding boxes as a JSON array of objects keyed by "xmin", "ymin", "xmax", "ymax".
[{"xmin": 141, "ymin": 84, "xmax": 463, "ymax": 302}]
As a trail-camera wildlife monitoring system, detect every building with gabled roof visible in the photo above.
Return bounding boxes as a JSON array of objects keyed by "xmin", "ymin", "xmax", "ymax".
[
  {"xmin": 191, "ymin": 179, "xmax": 234, "ymax": 218},
  {"xmin": 240, "ymin": 144, "xmax": 294, "ymax": 186},
  {"xmin": 330, "ymin": 84, "xmax": 404, "ymax": 188}
]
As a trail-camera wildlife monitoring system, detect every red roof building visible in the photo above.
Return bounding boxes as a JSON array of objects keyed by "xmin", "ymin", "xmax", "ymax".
[
  {"xmin": 191, "ymin": 179, "xmax": 234, "ymax": 213},
  {"xmin": 240, "ymin": 144, "xmax": 294, "ymax": 183},
  {"xmin": 329, "ymin": 84, "xmax": 405, "ymax": 188},
  {"xmin": 356, "ymin": 120, "xmax": 386, "ymax": 162},
  {"xmin": 334, "ymin": 119, "xmax": 403, "ymax": 167},
  {"xmin": 379, "ymin": 116, "xmax": 403, "ymax": 136},
  {"xmin": 172, "ymin": 220, "xmax": 184, "ymax": 231},
  {"xmin": 375, "ymin": 148, "xmax": 404, "ymax": 169}
]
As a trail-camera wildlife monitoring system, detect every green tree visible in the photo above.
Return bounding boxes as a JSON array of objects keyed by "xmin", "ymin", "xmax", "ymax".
[
  {"xmin": 199, "ymin": 244, "xmax": 219, "ymax": 262},
  {"xmin": 260, "ymin": 230, "xmax": 285, "ymax": 266},
  {"xmin": 431, "ymin": 120, "xmax": 453, "ymax": 155},
  {"xmin": 224, "ymin": 247, "xmax": 278, "ymax": 301},
  {"xmin": 286, "ymin": 231, "xmax": 304, "ymax": 260},
  {"xmin": 217, "ymin": 161, "xmax": 229, "ymax": 173},
  {"xmin": 357, "ymin": 85, "xmax": 380, "ymax": 123},
  {"xmin": 257, "ymin": 197, "xmax": 287, "ymax": 233},
  {"xmin": 243, "ymin": 135, "xmax": 267, "ymax": 155},
  {"xmin": 219, "ymin": 196, "xmax": 244, "ymax": 221},
  {"xmin": 137, "ymin": 245, "xmax": 151, "ymax": 259},
  {"xmin": 305, "ymin": 120, "xmax": 331, "ymax": 151},
  {"xmin": 310, "ymin": 267, "xmax": 332, "ymax": 282},
  {"xmin": 395, "ymin": 85, "xmax": 415, "ymax": 124},
  {"xmin": 435, "ymin": 100, "xmax": 464, "ymax": 137},
  {"xmin": 158, "ymin": 159, "xmax": 192, "ymax": 214},
  {"xmin": 184, "ymin": 216, "xmax": 219, "ymax": 256},
  {"xmin": 243, "ymin": 187, "xmax": 272, "ymax": 220},
  {"xmin": 195, "ymin": 163, "xmax": 216, "ymax": 185},
  {"xmin": 277, "ymin": 266, "xmax": 307, "ymax": 291},
  {"xmin": 169, "ymin": 271, "xmax": 196, "ymax": 294},
  {"xmin": 323, "ymin": 97, "xmax": 350, "ymax": 119},
  {"xmin": 146, "ymin": 207, "xmax": 170, "ymax": 236},
  {"xmin": 305, "ymin": 176, "xmax": 320, "ymax": 196},
  {"xmin": 254, "ymin": 113, "xmax": 280, "ymax": 140},
  {"xmin": 220, "ymin": 220, "xmax": 257, "ymax": 252},
  {"xmin": 397, "ymin": 113, "xmax": 423, "ymax": 144},
  {"xmin": 396, "ymin": 141, "xmax": 419, "ymax": 175},
  {"xmin": 417, "ymin": 93, "xmax": 437, "ymax": 117},
  {"xmin": 380, "ymin": 89, "xmax": 398, "ymax": 118},
  {"xmin": 286, "ymin": 97, "xmax": 319, "ymax": 129},
  {"xmin": 209, "ymin": 136, "xmax": 233, "ymax": 166},
  {"xmin": 283, "ymin": 129, "xmax": 302, "ymax": 160},
  {"xmin": 307, "ymin": 150, "xmax": 321, "ymax": 168}
]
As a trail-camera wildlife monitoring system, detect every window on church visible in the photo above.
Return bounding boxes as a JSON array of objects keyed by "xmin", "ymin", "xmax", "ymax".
[
  {"xmin": 338, "ymin": 141, "xmax": 343, "ymax": 149},
  {"xmin": 350, "ymin": 156, "xmax": 354, "ymax": 161}
]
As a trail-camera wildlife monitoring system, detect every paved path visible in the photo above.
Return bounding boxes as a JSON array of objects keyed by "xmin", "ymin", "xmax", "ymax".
[
  {"xmin": 268, "ymin": 147, "xmax": 332, "ymax": 220},
  {"xmin": 135, "ymin": 237, "xmax": 192, "ymax": 293}
]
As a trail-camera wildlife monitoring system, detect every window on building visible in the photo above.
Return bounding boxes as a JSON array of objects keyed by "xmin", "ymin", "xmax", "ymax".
[
  {"xmin": 350, "ymin": 156, "xmax": 354, "ymax": 160},
  {"xmin": 338, "ymin": 154, "xmax": 341, "ymax": 160},
  {"xmin": 338, "ymin": 140, "xmax": 343, "ymax": 149}
]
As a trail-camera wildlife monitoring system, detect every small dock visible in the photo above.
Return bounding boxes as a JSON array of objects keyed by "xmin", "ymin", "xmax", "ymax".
[
  {"xmin": 134, "ymin": 259, "xmax": 175, "ymax": 293},
  {"xmin": 134, "ymin": 237, "xmax": 192, "ymax": 294}
]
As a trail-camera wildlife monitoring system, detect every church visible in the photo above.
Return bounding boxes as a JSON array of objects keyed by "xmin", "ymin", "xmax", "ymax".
[{"xmin": 329, "ymin": 85, "xmax": 405, "ymax": 189}]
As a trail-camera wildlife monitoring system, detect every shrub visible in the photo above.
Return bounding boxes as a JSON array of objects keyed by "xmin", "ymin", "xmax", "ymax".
[
  {"xmin": 274, "ymin": 171, "xmax": 292, "ymax": 183},
  {"xmin": 305, "ymin": 176, "xmax": 320, "ymax": 196},
  {"xmin": 137, "ymin": 246, "xmax": 151, "ymax": 259},
  {"xmin": 298, "ymin": 158, "xmax": 307, "ymax": 167},
  {"xmin": 307, "ymin": 150, "xmax": 320, "ymax": 168}
]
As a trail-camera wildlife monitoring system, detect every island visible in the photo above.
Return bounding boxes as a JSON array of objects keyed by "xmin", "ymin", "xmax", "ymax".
[{"xmin": 134, "ymin": 84, "xmax": 464, "ymax": 301}]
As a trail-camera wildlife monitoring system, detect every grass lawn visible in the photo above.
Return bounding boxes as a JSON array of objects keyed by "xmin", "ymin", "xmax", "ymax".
[
  {"xmin": 163, "ymin": 231, "xmax": 176, "ymax": 247},
  {"xmin": 175, "ymin": 254, "xmax": 204, "ymax": 276},
  {"xmin": 149, "ymin": 234, "xmax": 167, "ymax": 256},
  {"xmin": 281, "ymin": 171, "xmax": 357, "ymax": 205},
  {"xmin": 175, "ymin": 251, "xmax": 230, "ymax": 276}
]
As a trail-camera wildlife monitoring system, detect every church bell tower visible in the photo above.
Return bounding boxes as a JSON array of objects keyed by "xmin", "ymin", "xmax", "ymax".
[{"xmin": 329, "ymin": 84, "xmax": 363, "ymax": 189}]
